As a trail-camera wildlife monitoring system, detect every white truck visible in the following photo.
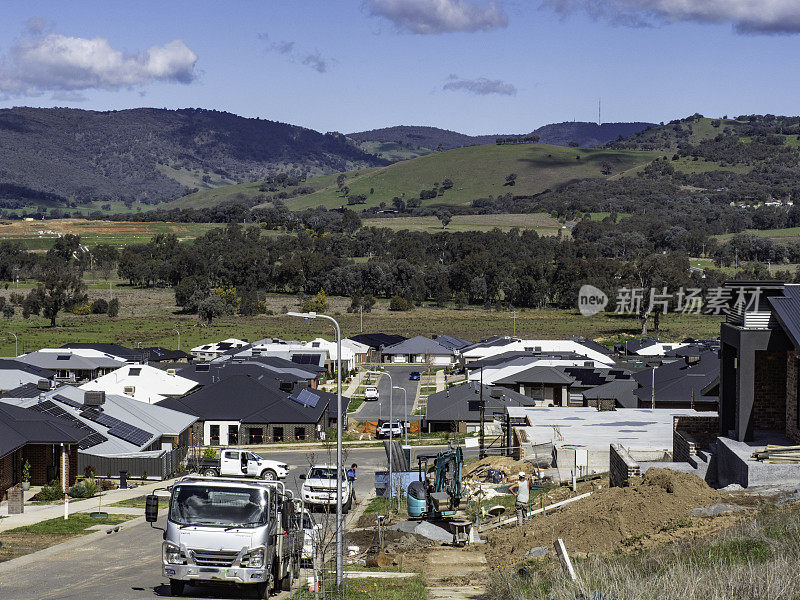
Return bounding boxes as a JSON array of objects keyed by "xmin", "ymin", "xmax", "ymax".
[
  {"xmin": 376, "ymin": 422, "xmax": 405, "ymax": 439},
  {"xmin": 364, "ymin": 386, "xmax": 379, "ymax": 401},
  {"xmin": 300, "ymin": 464, "xmax": 355, "ymax": 512},
  {"xmin": 188, "ymin": 449, "xmax": 289, "ymax": 481},
  {"xmin": 146, "ymin": 476, "xmax": 301, "ymax": 598}
]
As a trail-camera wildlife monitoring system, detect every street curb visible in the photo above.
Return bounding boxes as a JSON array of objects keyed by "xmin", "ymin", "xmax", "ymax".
[{"xmin": 0, "ymin": 515, "xmax": 147, "ymax": 574}]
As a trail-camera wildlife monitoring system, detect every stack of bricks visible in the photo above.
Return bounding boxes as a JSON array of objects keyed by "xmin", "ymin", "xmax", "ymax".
[{"xmin": 610, "ymin": 443, "xmax": 640, "ymax": 487}]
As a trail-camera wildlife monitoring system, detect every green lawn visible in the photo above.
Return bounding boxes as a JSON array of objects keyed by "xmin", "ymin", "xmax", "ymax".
[
  {"xmin": 347, "ymin": 575, "xmax": 427, "ymax": 600},
  {"xmin": 8, "ymin": 513, "xmax": 134, "ymax": 535},
  {"xmin": 108, "ymin": 496, "xmax": 169, "ymax": 509}
]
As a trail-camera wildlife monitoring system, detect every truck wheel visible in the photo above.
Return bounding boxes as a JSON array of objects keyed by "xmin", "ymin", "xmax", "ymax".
[
  {"xmin": 254, "ymin": 580, "xmax": 269, "ymax": 598},
  {"xmin": 261, "ymin": 469, "xmax": 277, "ymax": 481},
  {"xmin": 169, "ymin": 579, "xmax": 185, "ymax": 596},
  {"xmin": 202, "ymin": 468, "xmax": 217, "ymax": 477}
]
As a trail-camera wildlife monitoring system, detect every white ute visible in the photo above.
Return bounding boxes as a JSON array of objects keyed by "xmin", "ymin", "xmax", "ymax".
[
  {"xmin": 364, "ymin": 387, "xmax": 379, "ymax": 401},
  {"xmin": 300, "ymin": 464, "xmax": 354, "ymax": 512}
]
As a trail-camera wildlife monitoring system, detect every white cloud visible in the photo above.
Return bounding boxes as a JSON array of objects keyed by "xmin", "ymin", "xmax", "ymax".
[
  {"xmin": 0, "ymin": 28, "xmax": 198, "ymax": 97},
  {"xmin": 443, "ymin": 74, "xmax": 517, "ymax": 95},
  {"xmin": 543, "ymin": 0, "xmax": 800, "ymax": 33},
  {"xmin": 365, "ymin": 0, "xmax": 508, "ymax": 34}
]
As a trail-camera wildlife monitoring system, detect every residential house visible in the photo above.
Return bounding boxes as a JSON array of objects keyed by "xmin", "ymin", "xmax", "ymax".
[
  {"xmin": 157, "ymin": 375, "xmax": 346, "ymax": 445},
  {"xmin": 0, "ymin": 402, "xmax": 84, "ymax": 499},
  {"xmin": 633, "ymin": 352, "xmax": 719, "ymax": 410},
  {"xmin": 493, "ymin": 366, "xmax": 576, "ymax": 406},
  {"xmin": 190, "ymin": 338, "xmax": 249, "ymax": 361},
  {"xmin": 180, "ymin": 357, "xmax": 323, "ymax": 390},
  {"xmin": 433, "ymin": 335, "xmax": 472, "ymax": 352},
  {"xmin": 348, "ymin": 333, "xmax": 406, "ymax": 363},
  {"xmin": 381, "ymin": 336, "xmax": 456, "ymax": 365},
  {"xmin": 0, "ymin": 359, "xmax": 55, "ymax": 393},
  {"xmin": 142, "ymin": 347, "xmax": 193, "ymax": 363},
  {"xmin": 461, "ymin": 338, "xmax": 616, "ymax": 366},
  {"xmin": 466, "ymin": 351, "xmax": 614, "ymax": 386},
  {"xmin": 80, "ymin": 364, "xmax": 201, "ymax": 405},
  {"xmin": 425, "ymin": 382, "xmax": 537, "ymax": 433},
  {"xmin": 16, "ymin": 350, "xmax": 126, "ymax": 383}
]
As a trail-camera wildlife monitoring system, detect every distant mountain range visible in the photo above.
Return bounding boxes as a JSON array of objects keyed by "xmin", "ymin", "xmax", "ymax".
[
  {"xmin": 0, "ymin": 107, "xmax": 386, "ymax": 206},
  {"xmin": 347, "ymin": 121, "xmax": 656, "ymax": 158}
]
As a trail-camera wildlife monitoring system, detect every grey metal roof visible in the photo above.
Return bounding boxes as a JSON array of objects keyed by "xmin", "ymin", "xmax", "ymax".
[
  {"xmin": 0, "ymin": 402, "xmax": 86, "ymax": 457},
  {"xmin": 61, "ymin": 343, "xmax": 141, "ymax": 362},
  {"xmin": 17, "ymin": 351, "xmax": 125, "ymax": 371},
  {"xmin": 382, "ymin": 336, "xmax": 455, "ymax": 356},
  {"xmin": 769, "ymin": 285, "xmax": 800, "ymax": 350},
  {"xmin": 494, "ymin": 366, "xmax": 576, "ymax": 386},
  {"xmin": 1, "ymin": 386, "xmax": 196, "ymax": 455},
  {"xmin": 426, "ymin": 383, "xmax": 536, "ymax": 423},
  {"xmin": 434, "ymin": 335, "xmax": 472, "ymax": 351},
  {"xmin": 581, "ymin": 379, "xmax": 638, "ymax": 408},
  {"xmin": 348, "ymin": 333, "xmax": 406, "ymax": 349}
]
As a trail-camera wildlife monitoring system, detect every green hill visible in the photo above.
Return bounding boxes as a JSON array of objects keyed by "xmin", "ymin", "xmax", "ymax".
[{"xmin": 170, "ymin": 143, "xmax": 661, "ymax": 211}]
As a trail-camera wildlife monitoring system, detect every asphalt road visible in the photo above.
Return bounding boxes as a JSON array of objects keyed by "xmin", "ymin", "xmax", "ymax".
[
  {"xmin": 354, "ymin": 365, "xmax": 420, "ymax": 422},
  {"xmin": 0, "ymin": 446, "xmax": 418, "ymax": 600}
]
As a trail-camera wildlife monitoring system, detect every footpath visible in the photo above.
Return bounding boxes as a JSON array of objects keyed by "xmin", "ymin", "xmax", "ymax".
[{"xmin": 0, "ymin": 478, "xmax": 173, "ymax": 533}]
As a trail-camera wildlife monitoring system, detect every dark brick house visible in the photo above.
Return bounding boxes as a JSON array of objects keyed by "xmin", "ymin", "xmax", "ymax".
[
  {"xmin": 0, "ymin": 403, "xmax": 83, "ymax": 499},
  {"xmin": 719, "ymin": 281, "xmax": 800, "ymax": 442},
  {"xmin": 157, "ymin": 375, "xmax": 346, "ymax": 446}
]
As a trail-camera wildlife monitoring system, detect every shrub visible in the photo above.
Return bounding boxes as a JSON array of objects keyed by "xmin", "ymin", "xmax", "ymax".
[
  {"xmin": 84, "ymin": 465, "xmax": 95, "ymax": 478},
  {"xmin": 22, "ymin": 460, "xmax": 30, "ymax": 482},
  {"xmin": 141, "ymin": 470, "xmax": 148, "ymax": 481},
  {"xmin": 91, "ymin": 298, "xmax": 108, "ymax": 314},
  {"xmin": 71, "ymin": 303, "xmax": 93, "ymax": 315},
  {"xmin": 202, "ymin": 447, "xmax": 217, "ymax": 459},
  {"xmin": 36, "ymin": 480, "xmax": 65, "ymax": 502},
  {"xmin": 68, "ymin": 477, "xmax": 99, "ymax": 499},
  {"xmin": 389, "ymin": 295, "xmax": 412, "ymax": 311},
  {"xmin": 107, "ymin": 298, "xmax": 119, "ymax": 318}
]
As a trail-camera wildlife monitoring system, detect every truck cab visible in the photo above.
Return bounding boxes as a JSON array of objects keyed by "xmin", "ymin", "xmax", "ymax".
[
  {"xmin": 300, "ymin": 464, "xmax": 354, "ymax": 512},
  {"xmin": 150, "ymin": 476, "xmax": 300, "ymax": 598},
  {"xmin": 192, "ymin": 449, "xmax": 289, "ymax": 481}
]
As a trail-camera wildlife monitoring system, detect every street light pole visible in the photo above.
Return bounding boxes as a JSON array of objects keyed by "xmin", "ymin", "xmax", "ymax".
[
  {"xmin": 288, "ymin": 311, "xmax": 344, "ymax": 587},
  {"xmin": 366, "ymin": 369, "xmax": 393, "ymax": 504},
  {"xmin": 173, "ymin": 327, "xmax": 180, "ymax": 351},
  {"xmin": 393, "ymin": 386, "xmax": 408, "ymax": 447},
  {"xmin": 10, "ymin": 333, "xmax": 18, "ymax": 357}
]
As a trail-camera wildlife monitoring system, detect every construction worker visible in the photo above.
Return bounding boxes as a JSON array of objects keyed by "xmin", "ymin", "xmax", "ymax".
[{"xmin": 510, "ymin": 471, "xmax": 531, "ymax": 526}]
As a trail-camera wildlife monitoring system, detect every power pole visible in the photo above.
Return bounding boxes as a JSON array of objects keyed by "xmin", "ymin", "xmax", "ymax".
[
  {"xmin": 650, "ymin": 367, "xmax": 656, "ymax": 409},
  {"xmin": 479, "ymin": 367, "xmax": 486, "ymax": 459}
]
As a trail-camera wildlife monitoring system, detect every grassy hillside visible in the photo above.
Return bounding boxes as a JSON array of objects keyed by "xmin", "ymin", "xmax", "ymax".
[
  {"xmin": 173, "ymin": 143, "xmax": 660, "ymax": 211},
  {"xmin": 361, "ymin": 213, "xmax": 563, "ymax": 234}
]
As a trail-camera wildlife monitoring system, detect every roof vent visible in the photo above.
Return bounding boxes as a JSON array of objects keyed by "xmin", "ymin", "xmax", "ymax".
[
  {"xmin": 123, "ymin": 385, "xmax": 136, "ymax": 395},
  {"xmin": 166, "ymin": 369, "xmax": 176, "ymax": 376},
  {"xmin": 37, "ymin": 379, "xmax": 51, "ymax": 391},
  {"xmin": 84, "ymin": 390, "xmax": 105, "ymax": 406}
]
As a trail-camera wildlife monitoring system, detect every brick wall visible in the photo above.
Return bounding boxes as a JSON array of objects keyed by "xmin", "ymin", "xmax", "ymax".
[
  {"xmin": 673, "ymin": 430, "xmax": 697, "ymax": 463},
  {"xmin": 586, "ymin": 398, "xmax": 616, "ymax": 411},
  {"xmin": 753, "ymin": 350, "xmax": 787, "ymax": 430},
  {"xmin": 609, "ymin": 443, "xmax": 640, "ymax": 487},
  {"xmin": 673, "ymin": 415, "xmax": 719, "ymax": 450},
  {"xmin": 0, "ymin": 451, "xmax": 16, "ymax": 500},
  {"xmin": 786, "ymin": 351, "xmax": 800, "ymax": 443}
]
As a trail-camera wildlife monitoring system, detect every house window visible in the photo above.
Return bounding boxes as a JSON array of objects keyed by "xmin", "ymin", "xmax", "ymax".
[
  {"xmin": 228, "ymin": 425, "xmax": 239, "ymax": 445},
  {"xmin": 249, "ymin": 428, "xmax": 264, "ymax": 445},
  {"xmin": 209, "ymin": 424, "xmax": 220, "ymax": 445},
  {"xmin": 294, "ymin": 427, "xmax": 306, "ymax": 440},
  {"xmin": 273, "ymin": 427, "xmax": 284, "ymax": 442}
]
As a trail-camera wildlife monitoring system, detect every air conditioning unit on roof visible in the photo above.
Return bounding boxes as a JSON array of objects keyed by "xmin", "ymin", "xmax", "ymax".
[{"xmin": 123, "ymin": 385, "xmax": 136, "ymax": 395}]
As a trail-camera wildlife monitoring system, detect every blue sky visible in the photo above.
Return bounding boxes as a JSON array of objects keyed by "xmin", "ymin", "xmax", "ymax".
[{"xmin": 1, "ymin": 0, "xmax": 800, "ymax": 135}]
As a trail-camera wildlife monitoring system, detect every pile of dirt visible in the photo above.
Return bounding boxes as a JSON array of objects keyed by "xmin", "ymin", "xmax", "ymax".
[
  {"xmin": 486, "ymin": 468, "xmax": 721, "ymax": 562},
  {"xmin": 465, "ymin": 456, "xmax": 537, "ymax": 481},
  {"xmin": 347, "ymin": 527, "xmax": 436, "ymax": 554}
]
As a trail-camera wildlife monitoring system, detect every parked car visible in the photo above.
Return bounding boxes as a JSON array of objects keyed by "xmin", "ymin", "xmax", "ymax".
[
  {"xmin": 376, "ymin": 422, "xmax": 404, "ymax": 439},
  {"xmin": 188, "ymin": 448, "xmax": 289, "ymax": 480},
  {"xmin": 300, "ymin": 464, "xmax": 354, "ymax": 512},
  {"xmin": 364, "ymin": 386, "xmax": 379, "ymax": 400},
  {"xmin": 409, "ymin": 372, "xmax": 421, "ymax": 380},
  {"xmin": 298, "ymin": 509, "xmax": 320, "ymax": 564}
]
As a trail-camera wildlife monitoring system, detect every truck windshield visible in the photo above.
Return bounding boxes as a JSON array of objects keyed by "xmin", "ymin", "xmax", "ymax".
[
  {"xmin": 308, "ymin": 467, "xmax": 341, "ymax": 480},
  {"xmin": 169, "ymin": 485, "xmax": 270, "ymax": 528}
]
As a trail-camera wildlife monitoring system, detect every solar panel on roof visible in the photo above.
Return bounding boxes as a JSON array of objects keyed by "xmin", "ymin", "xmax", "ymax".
[
  {"xmin": 56, "ymin": 355, "xmax": 71, "ymax": 360},
  {"xmin": 52, "ymin": 394, "xmax": 82, "ymax": 409},
  {"xmin": 195, "ymin": 364, "xmax": 210, "ymax": 372},
  {"xmin": 128, "ymin": 367, "xmax": 141, "ymax": 376},
  {"xmin": 78, "ymin": 432, "xmax": 108, "ymax": 450},
  {"xmin": 107, "ymin": 423, "xmax": 152, "ymax": 446},
  {"xmin": 291, "ymin": 388, "xmax": 320, "ymax": 408}
]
